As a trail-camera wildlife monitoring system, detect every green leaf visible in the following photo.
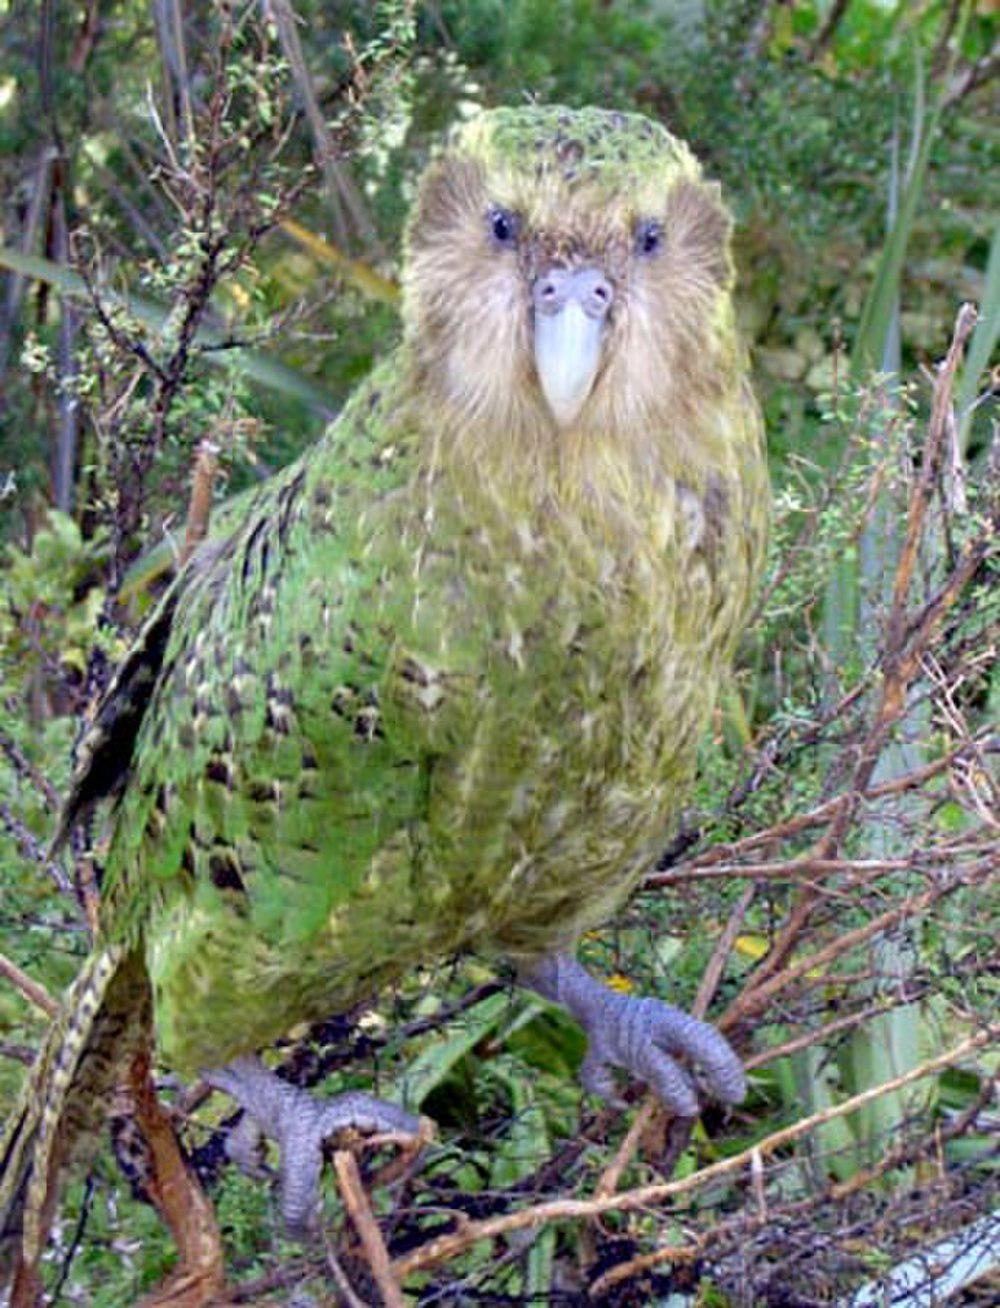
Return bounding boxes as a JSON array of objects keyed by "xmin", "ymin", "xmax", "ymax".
[{"xmin": 392, "ymin": 991, "xmax": 512, "ymax": 1109}]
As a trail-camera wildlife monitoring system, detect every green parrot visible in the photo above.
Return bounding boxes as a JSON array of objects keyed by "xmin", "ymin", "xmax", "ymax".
[{"xmin": 1, "ymin": 105, "xmax": 768, "ymax": 1285}]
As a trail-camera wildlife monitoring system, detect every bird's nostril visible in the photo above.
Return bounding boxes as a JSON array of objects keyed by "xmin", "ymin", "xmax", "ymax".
[
  {"xmin": 585, "ymin": 280, "xmax": 613, "ymax": 319},
  {"xmin": 534, "ymin": 272, "xmax": 570, "ymax": 315}
]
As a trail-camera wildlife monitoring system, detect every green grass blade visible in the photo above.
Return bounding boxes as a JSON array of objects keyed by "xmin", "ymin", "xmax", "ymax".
[
  {"xmin": 955, "ymin": 220, "xmax": 1000, "ymax": 457},
  {"xmin": 851, "ymin": 54, "xmax": 936, "ymax": 378}
]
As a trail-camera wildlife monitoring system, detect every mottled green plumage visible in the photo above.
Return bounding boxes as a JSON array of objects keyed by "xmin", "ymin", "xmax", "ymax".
[{"xmin": 2, "ymin": 105, "xmax": 767, "ymax": 1278}]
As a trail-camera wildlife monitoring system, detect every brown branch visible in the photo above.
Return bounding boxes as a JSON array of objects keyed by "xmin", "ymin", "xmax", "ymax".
[
  {"xmin": 652, "ymin": 840, "xmax": 989, "ymax": 885},
  {"xmin": 0, "ymin": 951, "xmax": 59, "ymax": 1017},
  {"xmin": 651, "ymin": 856, "xmax": 913, "ymax": 885},
  {"xmin": 0, "ymin": 1041, "xmax": 37, "ymax": 1065},
  {"xmin": 319, "ymin": 1228, "xmax": 370, "ymax": 1308},
  {"xmin": 695, "ymin": 883, "xmax": 757, "ymax": 1017},
  {"xmin": 942, "ymin": 39, "xmax": 1000, "ymax": 109},
  {"xmin": 0, "ymin": 802, "xmax": 74, "ymax": 896},
  {"xmin": 127, "ymin": 1045, "xmax": 226, "ymax": 1307},
  {"xmin": 743, "ymin": 987, "xmax": 927, "ymax": 1071},
  {"xmin": 68, "ymin": 0, "xmax": 101, "ymax": 73},
  {"xmin": 670, "ymin": 731, "xmax": 993, "ymax": 876},
  {"xmin": 0, "ymin": 726, "xmax": 60, "ymax": 810},
  {"xmin": 805, "ymin": 0, "xmax": 851, "ymax": 61},
  {"xmin": 51, "ymin": 185, "xmax": 79, "ymax": 513},
  {"xmin": 888, "ymin": 304, "xmax": 977, "ymax": 653},
  {"xmin": 931, "ymin": 0, "xmax": 964, "ymax": 74},
  {"xmin": 587, "ymin": 1073, "xmax": 996, "ymax": 1297},
  {"xmin": 391, "ymin": 1028, "xmax": 996, "ymax": 1281},
  {"xmin": 334, "ymin": 1150, "xmax": 406, "ymax": 1308},
  {"xmin": 720, "ymin": 862, "xmax": 990, "ymax": 1030},
  {"xmin": 266, "ymin": 0, "xmax": 376, "ymax": 248},
  {"xmin": 743, "ymin": 306, "xmax": 980, "ymax": 990},
  {"xmin": 0, "ymin": 147, "xmax": 55, "ymax": 380}
]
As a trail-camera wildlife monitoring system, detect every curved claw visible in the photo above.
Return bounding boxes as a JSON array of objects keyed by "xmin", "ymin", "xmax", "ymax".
[
  {"xmin": 521, "ymin": 954, "xmax": 746, "ymax": 1115},
  {"xmin": 203, "ymin": 1055, "xmax": 424, "ymax": 1236}
]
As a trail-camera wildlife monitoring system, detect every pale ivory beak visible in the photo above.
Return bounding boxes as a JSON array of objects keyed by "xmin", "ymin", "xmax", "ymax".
[{"xmin": 533, "ymin": 267, "xmax": 613, "ymax": 427}]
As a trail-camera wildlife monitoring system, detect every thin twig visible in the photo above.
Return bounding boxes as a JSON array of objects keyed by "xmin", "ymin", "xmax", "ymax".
[
  {"xmin": 744, "ymin": 306, "xmax": 980, "ymax": 990},
  {"xmin": 651, "ymin": 846, "xmax": 987, "ymax": 884},
  {"xmin": 0, "ymin": 952, "xmax": 59, "ymax": 1017},
  {"xmin": 266, "ymin": 0, "xmax": 376, "ymax": 248},
  {"xmin": 0, "ymin": 726, "xmax": 60, "ymax": 809},
  {"xmin": 587, "ymin": 1074, "xmax": 996, "ymax": 1297},
  {"xmin": 721, "ymin": 863, "xmax": 990, "ymax": 1030},
  {"xmin": 320, "ymin": 1224, "xmax": 370, "ymax": 1308},
  {"xmin": 743, "ymin": 988, "xmax": 926, "ymax": 1071},
  {"xmin": 0, "ymin": 1041, "xmax": 38, "ymax": 1065},
  {"xmin": 943, "ymin": 39, "xmax": 1000, "ymax": 109},
  {"xmin": 391, "ymin": 1027, "xmax": 996, "ymax": 1280},
  {"xmin": 667, "ymin": 729, "xmax": 994, "ymax": 875},
  {"xmin": 0, "ymin": 802, "xmax": 74, "ymax": 896}
]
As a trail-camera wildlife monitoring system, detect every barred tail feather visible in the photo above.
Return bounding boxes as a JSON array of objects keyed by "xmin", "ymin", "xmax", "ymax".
[{"xmin": 0, "ymin": 945, "xmax": 150, "ymax": 1294}]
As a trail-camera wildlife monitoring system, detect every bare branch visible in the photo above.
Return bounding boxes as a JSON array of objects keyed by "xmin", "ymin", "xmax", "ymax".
[
  {"xmin": 0, "ymin": 952, "xmax": 59, "ymax": 1018},
  {"xmin": 391, "ymin": 1028, "xmax": 996, "ymax": 1280}
]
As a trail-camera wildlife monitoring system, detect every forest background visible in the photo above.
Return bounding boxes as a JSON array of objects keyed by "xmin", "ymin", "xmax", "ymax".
[{"xmin": 0, "ymin": 1, "xmax": 997, "ymax": 1304}]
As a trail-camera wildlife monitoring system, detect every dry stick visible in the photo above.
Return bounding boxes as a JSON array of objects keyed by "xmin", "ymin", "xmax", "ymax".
[
  {"xmin": 0, "ymin": 800, "xmax": 74, "ymax": 896},
  {"xmin": 694, "ymin": 883, "xmax": 758, "ymax": 1020},
  {"xmin": 594, "ymin": 885, "xmax": 756, "ymax": 1201},
  {"xmin": 128, "ymin": 1046, "xmax": 227, "ymax": 1308},
  {"xmin": 943, "ymin": 40, "xmax": 1000, "ymax": 110},
  {"xmin": 0, "ymin": 726, "xmax": 60, "ymax": 810},
  {"xmin": 0, "ymin": 146, "xmax": 55, "ymax": 377},
  {"xmin": 0, "ymin": 951, "xmax": 59, "ymax": 1017},
  {"xmin": 0, "ymin": 1042, "xmax": 37, "ymax": 1065},
  {"xmin": 669, "ymin": 730, "xmax": 994, "ymax": 874},
  {"xmin": 392, "ymin": 1026, "xmax": 995, "ymax": 1281},
  {"xmin": 721, "ymin": 863, "xmax": 991, "ymax": 1030},
  {"xmin": 889, "ymin": 304, "xmax": 978, "ymax": 658},
  {"xmin": 334, "ymin": 1150, "xmax": 406, "ymax": 1308},
  {"xmin": 653, "ymin": 856, "xmax": 914, "ymax": 884},
  {"xmin": 588, "ymin": 1074, "xmax": 997, "ymax": 1298},
  {"xmin": 805, "ymin": 0, "xmax": 851, "ymax": 60},
  {"xmin": 430, "ymin": 871, "xmax": 981, "ymax": 1271},
  {"xmin": 743, "ymin": 306, "xmax": 979, "ymax": 992},
  {"xmin": 653, "ymin": 844, "xmax": 989, "ymax": 884},
  {"xmin": 742, "ymin": 989, "xmax": 926, "ymax": 1071}
]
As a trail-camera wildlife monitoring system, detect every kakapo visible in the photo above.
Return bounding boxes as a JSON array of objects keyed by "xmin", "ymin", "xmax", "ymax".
[{"xmin": 1, "ymin": 104, "xmax": 768, "ymax": 1297}]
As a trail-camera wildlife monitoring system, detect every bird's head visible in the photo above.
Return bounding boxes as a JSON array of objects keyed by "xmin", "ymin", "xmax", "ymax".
[{"xmin": 403, "ymin": 105, "xmax": 739, "ymax": 478}]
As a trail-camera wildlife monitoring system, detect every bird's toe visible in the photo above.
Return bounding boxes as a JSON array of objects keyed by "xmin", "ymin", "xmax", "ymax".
[{"xmin": 204, "ymin": 1055, "xmax": 424, "ymax": 1237}]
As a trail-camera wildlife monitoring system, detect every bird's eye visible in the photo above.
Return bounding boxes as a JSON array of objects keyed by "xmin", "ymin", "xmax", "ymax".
[
  {"xmin": 635, "ymin": 219, "xmax": 664, "ymax": 258},
  {"xmin": 488, "ymin": 206, "xmax": 519, "ymax": 248}
]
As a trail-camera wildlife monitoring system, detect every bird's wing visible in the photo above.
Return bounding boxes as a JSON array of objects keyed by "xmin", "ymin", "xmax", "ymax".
[
  {"xmin": 95, "ymin": 360, "xmax": 440, "ymax": 944},
  {"xmin": 52, "ymin": 573, "xmax": 187, "ymax": 852}
]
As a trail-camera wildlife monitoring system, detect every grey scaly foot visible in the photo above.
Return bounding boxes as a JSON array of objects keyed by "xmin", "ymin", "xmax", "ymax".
[
  {"xmin": 202, "ymin": 1054, "xmax": 423, "ymax": 1236},
  {"xmin": 521, "ymin": 953, "xmax": 746, "ymax": 1116}
]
